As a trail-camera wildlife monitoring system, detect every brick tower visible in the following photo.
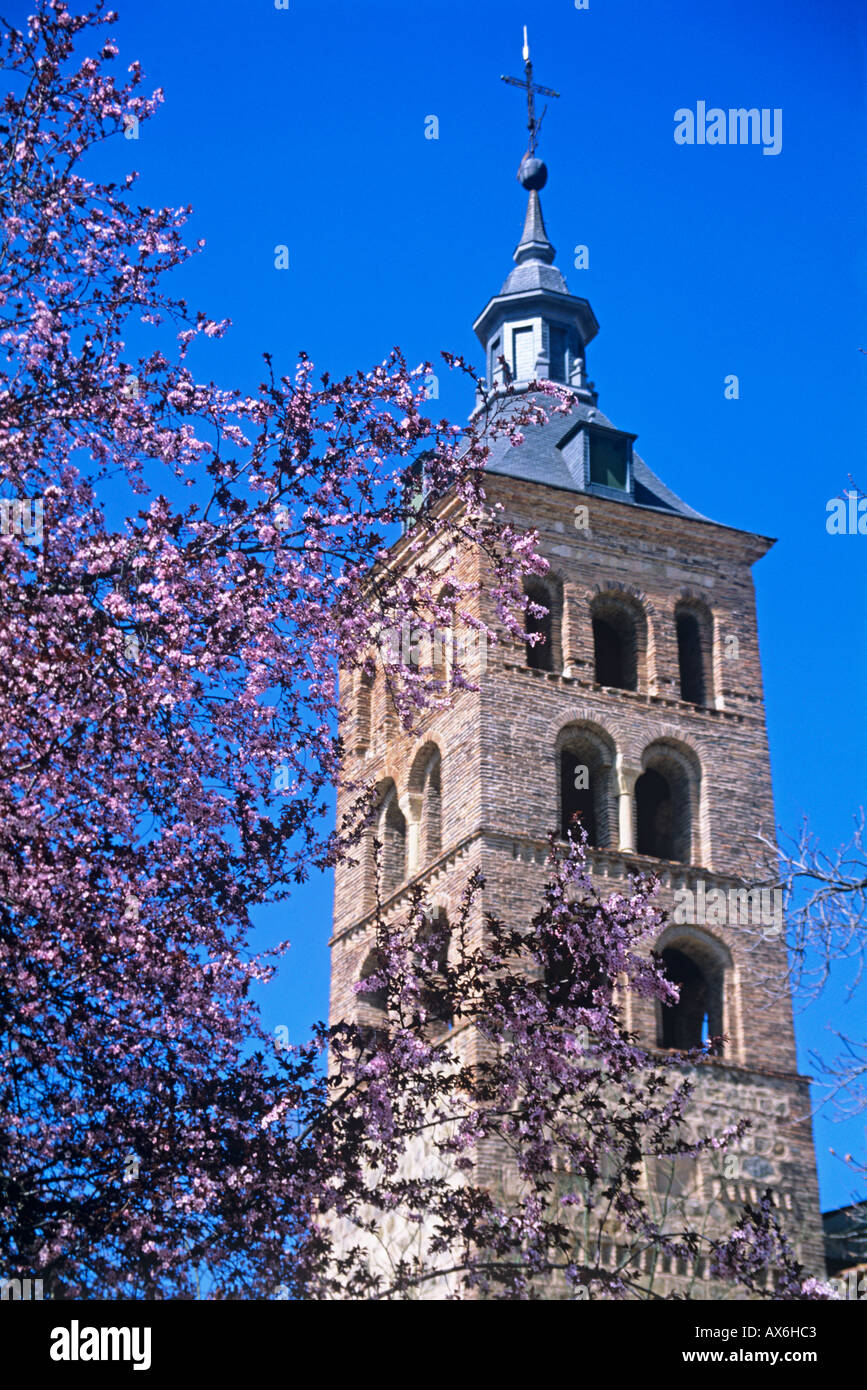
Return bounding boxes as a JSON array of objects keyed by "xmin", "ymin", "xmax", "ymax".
[{"xmin": 329, "ymin": 56, "xmax": 825, "ymax": 1293}]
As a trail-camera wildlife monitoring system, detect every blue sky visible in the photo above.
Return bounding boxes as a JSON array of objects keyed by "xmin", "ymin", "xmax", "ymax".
[{"xmin": 44, "ymin": 0, "xmax": 866, "ymax": 1212}]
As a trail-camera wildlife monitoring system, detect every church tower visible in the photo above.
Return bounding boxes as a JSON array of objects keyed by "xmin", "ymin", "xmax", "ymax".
[{"xmin": 329, "ymin": 40, "xmax": 825, "ymax": 1290}]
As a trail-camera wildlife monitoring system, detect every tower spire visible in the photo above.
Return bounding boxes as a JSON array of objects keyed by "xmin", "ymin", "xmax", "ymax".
[
  {"xmin": 475, "ymin": 31, "xmax": 598, "ymax": 398},
  {"xmin": 500, "ymin": 29, "xmax": 558, "ymax": 265},
  {"xmin": 500, "ymin": 26, "xmax": 559, "ymax": 162},
  {"xmin": 513, "ymin": 189, "xmax": 555, "ymax": 266}
]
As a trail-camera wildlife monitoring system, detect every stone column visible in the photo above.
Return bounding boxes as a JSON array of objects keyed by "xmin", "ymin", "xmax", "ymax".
[
  {"xmin": 561, "ymin": 581, "xmax": 581, "ymax": 676},
  {"xmin": 401, "ymin": 792, "xmax": 424, "ymax": 876},
  {"xmin": 615, "ymin": 756, "xmax": 640, "ymax": 853}
]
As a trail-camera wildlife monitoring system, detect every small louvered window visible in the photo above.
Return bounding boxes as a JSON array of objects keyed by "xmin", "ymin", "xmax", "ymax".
[
  {"xmin": 512, "ymin": 326, "xmax": 535, "ymax": 380},
  {"xmin": 549, "ymin": 325, "xmax": 568, "ymax": 383}
]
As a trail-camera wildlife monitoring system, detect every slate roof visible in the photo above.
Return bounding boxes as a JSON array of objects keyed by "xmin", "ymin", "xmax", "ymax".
[
  {"xmin": 472, "ymin": 176, "xmax": 721, "ymax": 526},
  {"xmin": 500, "ymin": 190, "xmax": 569, "ymax": 296},
  {"xmin": 482, "ymin": 392, "xmax": 713, "ymax": 522},
  {"xmin": 500, "ymin": 262, "xmax": 570, "ymax": 295}
]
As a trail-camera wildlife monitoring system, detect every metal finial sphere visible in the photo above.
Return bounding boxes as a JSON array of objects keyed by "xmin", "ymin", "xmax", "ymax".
[{"xmin": 518, "ymin": 156, "xmax": 547, "ymax": 191}]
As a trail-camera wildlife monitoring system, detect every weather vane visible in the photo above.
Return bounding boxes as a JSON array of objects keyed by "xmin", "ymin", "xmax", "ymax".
[{"xmin": 501, "ymin": 25, "xmax": 559, "ymax": 166}]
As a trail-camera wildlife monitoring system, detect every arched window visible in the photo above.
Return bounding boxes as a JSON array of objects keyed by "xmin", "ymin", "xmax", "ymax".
[
  {"xmin": 524, "ymin": 578, "xmax": 555, "ymax": 671},
  {"xmin": 355, "ymin": 669, "xmax": 374, "ymax": 752},
  {"xmin": 545, "ymin": 942, "xmax": 575, "ymax": 1013},
  {"xmin": 675, "ymin": 602, "xmax": 713, "ymax": 707},
  {"xmin": 379, "ymin": 783, "xmax": 406, "ymax": 896},
  {"xmin": 383, "ymin": 683, "xmax": 400, "ymax": 743},
  {"xmin": 357, "ymin": 948, "xmax": 387, "ymax": 1015},
  {"xmin": 408, "ymin": 743, "xmax": 443, "ymax": 869},
  {"xmin": 544, "ymin": 940, "xmax": 609, "ymax": 1016},
  {"xmin": 557, "ymin": 726, "xmax": 614, "ymax": 848},
  {"xmin": 418, "ymin": 908, "xmax": 452, "ymax": 1028},
  {"xmin": 676, "ymin": 614, "xmax": 704, "ymax": 705},
  {"xmin": 591, "ymin": 594, "xmax": 645, "ymax": 692},
  {"xmin": 431, "ymin": 589, "xmax": 450, "ymax": 685},
  {"xmin": 561, "ymin": 749, "xmax": 596, "ymax": 843},
  {"xmin": 635, "ymin": 768, "xmax": 676, "ymax": 861},
  {"xmin": 423, "ymin": 752, "xmax": 442, "ymax": 862},
  {"xmin": 593, "ymin": 616, "xmax": 627, "ymax": 688},
  {"xmin": 635, "ymin": 743, "xmax": 697, "ymax": 864},
  {"xmin": 657, "ymin": 943, "xmax": 724, "ymax": 1054}
]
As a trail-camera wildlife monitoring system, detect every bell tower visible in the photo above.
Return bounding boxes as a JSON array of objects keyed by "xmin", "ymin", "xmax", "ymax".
[{"xmin": 329, "ymin": 34, "xmax": 826, "ymax": 1289}]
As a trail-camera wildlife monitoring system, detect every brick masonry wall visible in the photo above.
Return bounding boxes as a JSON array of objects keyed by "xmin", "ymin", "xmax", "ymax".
[{"xmin": 329, "ymin": 472, "xmax": 826, "ymax": 1285}]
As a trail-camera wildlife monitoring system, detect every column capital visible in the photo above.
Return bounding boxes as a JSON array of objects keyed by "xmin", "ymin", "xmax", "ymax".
[
  {"xmin": 615, "ymin": 754, "xmax": 641, "ymax": 797},
  {"xmin": 400, "ymin": 792, "xmax": 424, "ymax": 876},
  {"xmin": 399, "ymin": 790, "xmax": 423, "ymax": 822}
]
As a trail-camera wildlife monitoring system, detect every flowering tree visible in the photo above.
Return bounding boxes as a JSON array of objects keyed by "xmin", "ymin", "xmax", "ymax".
[
  {"xmin": 0, "ymin": 3, "xmax": 835, "ymax": 1300},
  {"xmin": 0, "ymin": 0, "xmax": 562, "ymax": 1297},
  {"xmin": 305, "ymin": 834, "xmax": 835, "ymax": 1300},
  {"xmin": 745, "ymin": 815, "xmax": 867, "ymax": 1273},
  {"xmin": 755, "ymin": 815, "xmax": 867, "ymax": 1144}
]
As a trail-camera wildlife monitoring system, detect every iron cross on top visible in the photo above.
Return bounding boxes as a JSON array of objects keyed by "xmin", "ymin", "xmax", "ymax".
[{"xmin": 500, "ymin": 26, "xmax": 559, "ymax": 158}]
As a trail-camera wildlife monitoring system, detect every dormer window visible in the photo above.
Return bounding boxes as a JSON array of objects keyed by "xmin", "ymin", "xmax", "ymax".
[{"xmin": 589, "ymin": 427, "xmax": 629, "ymax": 491}]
